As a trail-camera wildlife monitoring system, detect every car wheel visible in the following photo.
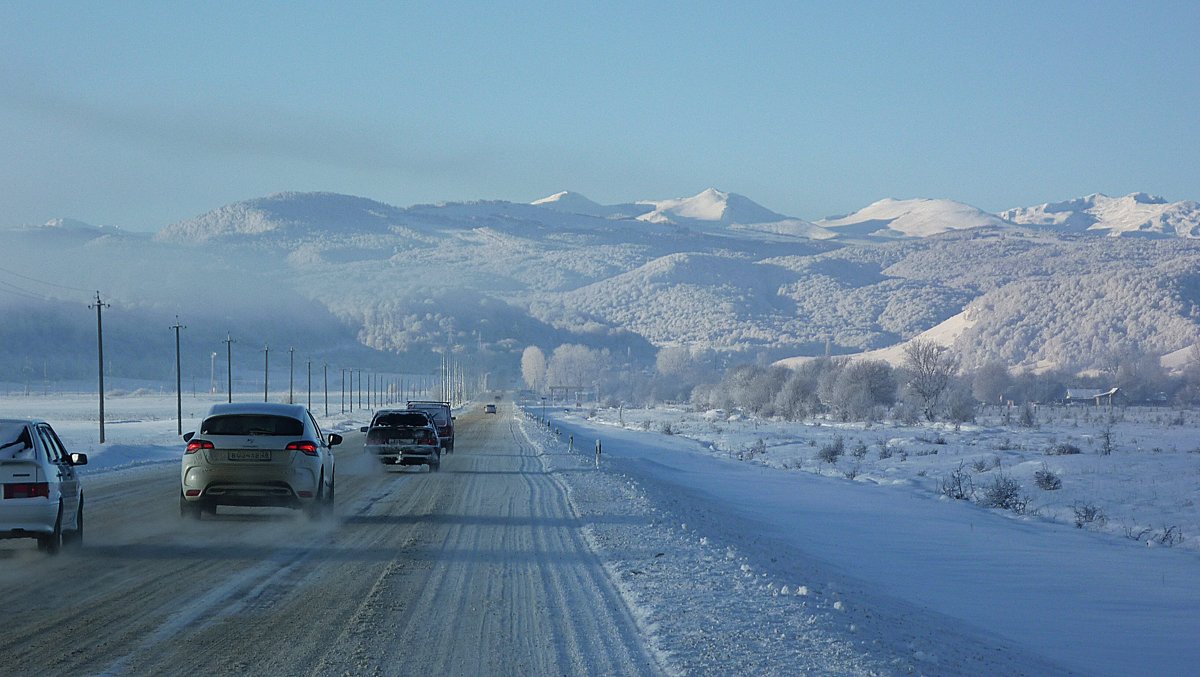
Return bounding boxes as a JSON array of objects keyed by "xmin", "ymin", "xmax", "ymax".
[
  {"xmin": 64, "ymin": 496, "xmax": 84, "ymax": 548},
  {"xmin": 306, "ymin": 472, "xmax": 326, "ymax": 520},
  {"xmin": 180, "ymin": 493, "xmax": 203, "ymax": 520},
  {"xmin": 326, "ymin": 472, "xmax": 336, "ymax": 506},
  {"xmin": 38, "ymin": 503, "xmax": 64, "ymax": 555},
  {"xmin": 430, "ymin": 458, "xmax": 440, "ymax": 472}
]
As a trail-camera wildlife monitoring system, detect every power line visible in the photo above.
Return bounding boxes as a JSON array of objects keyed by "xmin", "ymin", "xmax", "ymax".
[
  {"xmin": 0, "ymin": 265, "xmax": 94, "ymax": 294},
  {"xmin": 0, "ymin": 279, "xmax": 53, "ymax": 302}
]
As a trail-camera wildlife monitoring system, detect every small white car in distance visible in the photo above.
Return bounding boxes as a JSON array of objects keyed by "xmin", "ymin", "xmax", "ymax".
[
  {"xmin": 0, "ymin": 419, "xmax": 87, "ymax": 554},
  {"xmin": 181, "ymin": 403, "xmax": 340, "ymax": 519}
]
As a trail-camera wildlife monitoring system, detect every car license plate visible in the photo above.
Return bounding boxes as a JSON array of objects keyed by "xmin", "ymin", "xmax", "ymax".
[{"xmin": 229, "ymin": 449, "xmax": 271, "ymax": 461}]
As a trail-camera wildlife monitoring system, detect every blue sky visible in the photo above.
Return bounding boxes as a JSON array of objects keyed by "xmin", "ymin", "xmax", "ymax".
[{"xmin": 2, "ymin": 1, "xmax": 1198, "ymax": 231}]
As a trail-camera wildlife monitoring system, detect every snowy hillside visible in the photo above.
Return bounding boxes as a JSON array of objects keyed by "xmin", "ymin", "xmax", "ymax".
[
  {"xmin": 818, "ymin": 197, "xmax": 1011, "ymax": 238},
  {"xmin": 156, "ymin": 192, "xmax": 409, "ymax": 242},
  {"xmin": 531, "ymin": 191, "xmax": 651, "ymax": 220},
  {"xmin": 635, "ymin": 188, "xmax": 787, "ymax": 225},
  {"xmin": 8, "ymin": 188, "xmax": 1200, "ymax": 380},
  {"xmin": 1001, "ymin": 192, "xmax": 1200, "ymax": 238}
]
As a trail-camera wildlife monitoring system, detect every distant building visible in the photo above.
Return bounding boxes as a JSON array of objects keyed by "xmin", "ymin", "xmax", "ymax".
[{"xmin": 1064, "ymin": 387, "xmax": 1119, "ymax": 405}]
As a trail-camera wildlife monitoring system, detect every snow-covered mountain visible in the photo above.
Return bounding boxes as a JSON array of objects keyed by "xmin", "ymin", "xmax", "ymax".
[
  {"xmin": 1000, "ymin": 192, "xmax": 1200, "ymax": 238},
  {"xmin": 817, "ymin": 198, "xmax": 1011, "ymax": 238},
  {"xmin": 8, "ymin": 188, "xmax": 1200, "ymax": 381},
  {"xmin": 635, "ymin": 188, "xmax": 787, "ymax": 225},
  {"xmin": 156, "ymin": 192, "xmax": 409, "ymax": 242},
  {"xmin": 530, "ymin": 191, "xmax": 651, "ymax": 220}
]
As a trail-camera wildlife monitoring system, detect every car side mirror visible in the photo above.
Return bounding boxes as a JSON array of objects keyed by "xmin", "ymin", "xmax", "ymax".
[
  {"xmin": 70, "ymin": 453, "xmax": 88, "ymax": 466},
  {"xmin": 329, "ymin": 433, "xmax": 343, "ymax": 447},
  {"xmin": 183, "ymin": 431, "xmax": 195, "ymax": 442},
  {"xmin": 359, "ymin": 426, "xmax": 368, "ymax": 433},
  {"xmin": 451, "ymin": 416, "xmax": 456, "ymax": 421}
]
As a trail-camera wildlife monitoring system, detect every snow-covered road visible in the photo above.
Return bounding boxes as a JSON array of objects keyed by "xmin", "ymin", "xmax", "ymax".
[
  {"xmin": 0, "ymin": 402, "xmax": 662, "ymax": 676},
  {"xmin": 4, "ymin": 392, "xmax": 1198, "ymax": 676}
]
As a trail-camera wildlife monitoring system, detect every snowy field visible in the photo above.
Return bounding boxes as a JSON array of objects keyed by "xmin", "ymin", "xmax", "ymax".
[
  {"xmin": 578, "ymin": 402, "xmax": 1200, "ymax": 554},
  {"xmin": 524, "ymin": 401, "xmax": 1200, "ymax": 677},
  {"xmin": 4, "ymin": 388, "xmax": 1198, "ymax": 675}
]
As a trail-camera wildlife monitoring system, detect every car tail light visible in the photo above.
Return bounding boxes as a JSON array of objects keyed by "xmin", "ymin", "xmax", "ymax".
[
  {"xmin": 286, "ymin": 441, "xmax": 319, "ymax": 456},
  {"xmin": 4, "ymin": 482, "xmax": 50, "ymax": 499},
  {"xmin": 186, "ymin": 439, "xmax": 214, "ymax": 454},
  {"xmin": 419, "ymin": 433, "xmax": 436, "ymax": 446},
  {"xmin": 185, "ymin": 489, "xmax": 202, "ymax": 497}
]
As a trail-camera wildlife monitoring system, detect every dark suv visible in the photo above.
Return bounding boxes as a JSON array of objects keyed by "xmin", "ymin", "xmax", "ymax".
[
  {"xmin": 405, "ymin": 401, "xmax": 454, "ymax": 452},
  {"xmin": 361, "ymin": 409, "xmax": 441, "ymax": 471}
]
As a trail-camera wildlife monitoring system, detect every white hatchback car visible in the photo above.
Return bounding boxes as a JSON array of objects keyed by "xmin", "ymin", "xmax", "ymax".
[
  {"xmin": 180, "ymin": 403, "xmax": 340, "ymax": 519},
  {"xmin": 0, "ymin": 419, "xmax": 87, "ymax": 554}
]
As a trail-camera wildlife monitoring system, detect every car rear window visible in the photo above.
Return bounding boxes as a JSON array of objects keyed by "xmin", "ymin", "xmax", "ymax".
[
  {"xmin": 373, "ymin": 413, "xmax": 430, "ymax": 427},
  {"xmin": 408, "ymin": 406, "xmax": 449, "ymax": 424},
  {"xmin": 0, "ymin": 424, "xmax": 34, "ymax": 460},
  {"xmin": 201, "ymin": 414, "xmax": 304, "ymax": 436}
]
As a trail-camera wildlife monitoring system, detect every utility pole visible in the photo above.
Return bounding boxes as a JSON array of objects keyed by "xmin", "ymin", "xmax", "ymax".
[
  {"xmin": 263, "ymin": 344, "xmax": 270, "ymax": 402},
  {"xmin": 306, "ymin": 359, "xmax": 312, "ymax": 409},
  {"xmin": 171, "ymin": 317, "xmax": 186, "ymax": 435},
  {"xmin": 224, "ymin": 333, "xmax": 235, "ymax": 403},
  {"xmin": 323, "ymin": 363, "xmax": 329, "ymax": 416},
  {"xmin": 357, "ymin": 369, "xmax": 363, "ymax": 410},
  {"xmin": 89, "ymin": 292, "xmax": 110, "ymax": 443},
  {"xmin": 340, "ymin": 368, "xmax": 346, "ymax": 413},
  {"xmin": 288, "ymin": 347, "xmax": 295, "ymax": 404}
]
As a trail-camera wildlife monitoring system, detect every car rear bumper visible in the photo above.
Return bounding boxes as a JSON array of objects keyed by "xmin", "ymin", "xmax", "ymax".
[
  {"xmin": 181, "ymin": 463, "xmax": 319, "ymax": 506},
  {"xmin": 0, "ymin": 501, "xmax": 59, "ymax": 537},
  {"xmin": 366, "ymin": 444, "xmax": 438, "ymax": 465}
]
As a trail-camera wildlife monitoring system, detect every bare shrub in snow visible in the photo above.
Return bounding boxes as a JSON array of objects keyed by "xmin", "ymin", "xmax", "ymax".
[
  {"xmin": 981, "ymin": 473, "xmax": 1027, "ymax": 513},
  {"xmin": 1018, "ymin": 402, "xmax": 1037, "ymax": 428},
  {"xmin": 940, "ymin": 461, "xmax": 974, "ymax": 500},
  {"xmin": 1034, "ymin": 463, "xmax": 1062, "ymax": 490},
  {"xmin": 1098, "ymin": 419, "xmax": 1116, "ymax": 455},
  {"xmin": 877, "ymin": 444, "xmax": 893, "ymax": 460},
  {"xmin": 1156, "ymin": 525, "xmax": 1184, "ymax": 547},
  {"xmin": 816, "ymin": 437, "xmax": 844, "ymax": 464},
  {"xmin": 1045, "ymin": 442, "xmax": 1082, "ymax": 456},
  {"xmin": 1072, "ymin": 502, "xmax": 1107, "ymax": 529},
  {"xmin": 738, "ymin": 438, "xmax": 766, "ymax": 461},
  {"xmin": 850, "ymin": 439, "xmax": 868, "ymax": 459},
  {"xmin": 659, "ymin": 421, "xmax": 675, "ymax": 435},
  {"xmin": 972, "ymin": 456, "xmax": 999, "ymax": 473}
]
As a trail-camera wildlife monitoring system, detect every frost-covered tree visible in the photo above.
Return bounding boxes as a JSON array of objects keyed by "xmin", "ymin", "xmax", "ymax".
[
  {"xmin": 903, "ymin": 340, "xmax": 960, "ymax": 421},
  {"xmin": 521, "ymin": 346, "xmax": 546, "ymax": 392},
  {"xmin": 544, "ymin": 344, "xmax": 607, "ymax": 392},
  {"xmin": 653, "ymin": 345, "xmax": 715, "ymax": 402},
  {"xmin": 826, "ymin": 359, "xmax": 896, "ymax": 421},
  {"xmin": 971, "ymin": 360, "xmax": 1012, "ymax": 404}
]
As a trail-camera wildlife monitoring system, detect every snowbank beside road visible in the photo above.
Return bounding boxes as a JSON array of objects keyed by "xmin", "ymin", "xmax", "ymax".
[{"xmin": 530, "ymin": 406, "xmax": 1200, "ymax": 677}]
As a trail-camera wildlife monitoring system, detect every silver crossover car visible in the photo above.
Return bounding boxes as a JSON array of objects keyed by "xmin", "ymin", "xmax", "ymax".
[
  {"xmin": 361, "ymin": 409, "xmax": 441, "ymax": 471},
  {"xmin": 180, "ymin": 403, "xmax": 340, "ymax": 519},
  {"xmin": 0, "ymin": 419, "xmax": 87, "ymax": 554}
]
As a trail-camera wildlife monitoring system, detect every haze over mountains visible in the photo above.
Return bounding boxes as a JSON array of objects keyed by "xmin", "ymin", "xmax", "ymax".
[{"xmin": 4, "ymin": 188, "xmax": 1200, "ymax": 385}]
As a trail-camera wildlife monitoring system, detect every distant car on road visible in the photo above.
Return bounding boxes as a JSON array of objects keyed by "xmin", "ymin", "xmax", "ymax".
[
  {"xmin": 406, "ymin": 401, "xmax": 455, "ymax": 452},
  {"xmin": 0, "ymin": 419, "xmax": 87, "ymax": 554},
  {"xmin": 362, "ymin": 409, "xmax": 441, "ymax": 471},
  {"xmin": 484, "ymin": 403, "xmax": 497, "ymax": 414},
  {"xmin": 180, "ymin": 403, "xmax": 340, "ymax": 520}
]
